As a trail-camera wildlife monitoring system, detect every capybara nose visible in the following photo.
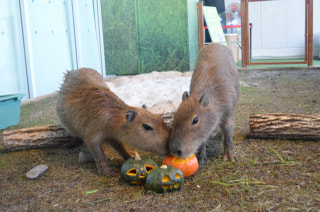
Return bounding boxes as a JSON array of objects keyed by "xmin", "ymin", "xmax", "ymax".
[{"xmin": 172, "ymin": 150, "xmax": 182, "ymax": 157}]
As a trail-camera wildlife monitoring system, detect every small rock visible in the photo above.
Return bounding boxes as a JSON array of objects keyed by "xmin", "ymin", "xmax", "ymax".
[
  {"xmin": 26, "ymin": 164, "xmax": 48, "ymax": 180},
  {"xmin": 79, "ymin": 151, "xmax": 95, "ymax": 163}
]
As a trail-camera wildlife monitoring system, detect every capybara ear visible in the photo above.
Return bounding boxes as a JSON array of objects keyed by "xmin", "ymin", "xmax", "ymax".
[
  {"xmin": 142, "ymin": 104, "xmax": 148, "ymax": 109},
  {"xmin": 199, "ymin": 93, "xmax": 209, "ymax": 108},
  {"xmin": 126, "ymin": 110, "xmax": 137, "ymax": 122},
  {"xmin": 182, "ymin": 91, "xmax": 189, "ymax": 101}
]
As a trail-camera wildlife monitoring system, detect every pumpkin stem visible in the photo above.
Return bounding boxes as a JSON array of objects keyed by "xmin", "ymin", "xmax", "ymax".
[
  {"xmin": 134, "ymin": 150, "xmax": 142, "ymax": 160},
  {"xmin": 160, "ymin": 164, "xmax": 167, "ymax": 169}
]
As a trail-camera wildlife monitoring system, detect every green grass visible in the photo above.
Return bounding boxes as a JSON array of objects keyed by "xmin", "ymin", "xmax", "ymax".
[{"xmin": 17, "ymin": 95, "xmax": 59, "ymax": 129}]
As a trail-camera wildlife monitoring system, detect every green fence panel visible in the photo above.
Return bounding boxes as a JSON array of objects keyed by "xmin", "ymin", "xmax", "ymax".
[
  {"xmin": 101, "ymin": 0, "xmax": 198, "ymax": 75},
  {"xmin": 101, "ymin": 0, "xmax": 139, "ymax": 75},
  {"xmin": 136, "ymin": 0, "xmax": 189, "ymax": 73}
]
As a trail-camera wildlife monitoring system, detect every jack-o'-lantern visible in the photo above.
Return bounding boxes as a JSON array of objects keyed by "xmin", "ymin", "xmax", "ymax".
[
  {"xmin": 146, "ymin": 165, "xmax": 184, "ymax": 193},
  {"xmin": 163, "ymin": 154, "xmax": 199, "ymax": 178},
  {"xmin": 121, "ymin": 151, "xmax": 158, "ymax": 185}
]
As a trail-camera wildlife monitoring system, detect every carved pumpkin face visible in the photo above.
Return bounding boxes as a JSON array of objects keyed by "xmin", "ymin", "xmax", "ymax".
[
  {"xmin": 121, "ymin": 152, "xmax": 158, "ymax": 185},
  {"xmin": 146, "ymin": 165, "xmax": 184, "ymax": 193}
]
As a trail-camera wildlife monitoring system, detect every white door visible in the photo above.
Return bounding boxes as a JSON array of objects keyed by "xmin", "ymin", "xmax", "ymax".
[
  {"xmin": 24, "ymin": 0, "xmax": 75, "ymax": 97},
  {"xmin": 0, "ymin": 1, "xmax": 29, "ymax": 98}
]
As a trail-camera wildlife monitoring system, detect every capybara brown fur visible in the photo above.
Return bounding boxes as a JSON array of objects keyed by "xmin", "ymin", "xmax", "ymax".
[
  {"xmin": 56, "ymin": 68, "xmax": 170, "ymax": 177},
  {"xmin": 169, "ymin": 43, "xmax": 240, "ymax": 164}
]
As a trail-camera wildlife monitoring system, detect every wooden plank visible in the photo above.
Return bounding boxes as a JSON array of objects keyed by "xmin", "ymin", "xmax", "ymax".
[
  {"xmin": 197, "ymin": 2, "xmax": 204, "ymax": 50},
  {"xmin": 241, "ymin": 0, "xmax": 248, "ymax": 67},
  {"xmin": 307, "ymin": 0, "xmax": 313, "ymax": 67}
]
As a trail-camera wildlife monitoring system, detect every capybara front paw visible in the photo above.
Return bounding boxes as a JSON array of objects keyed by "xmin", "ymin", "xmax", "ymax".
[
  {"xmin": 97, "ymin": 165, "xmax": 117, "ymax": 177},
  {"xmin": 223, "ymin": 152, "xmax": 234, "ymax": 162},
  {"xmin": 196, "ymin": 153, "xmax": 207, "ymax": 167}
]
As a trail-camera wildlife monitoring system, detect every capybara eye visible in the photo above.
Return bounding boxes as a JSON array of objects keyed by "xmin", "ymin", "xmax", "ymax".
[
  {"xmin": 192, "ymin": 117, "xmax": 199, "ymax": 125},
  {"xmin": 143, "ymin": 123, "xmax": 153, "ymax": 131}
]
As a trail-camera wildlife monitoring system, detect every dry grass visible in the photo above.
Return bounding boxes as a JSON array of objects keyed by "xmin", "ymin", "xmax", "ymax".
[{"xmin": 1, "ymin": 69, "xmax": 320, "ymax": 211}]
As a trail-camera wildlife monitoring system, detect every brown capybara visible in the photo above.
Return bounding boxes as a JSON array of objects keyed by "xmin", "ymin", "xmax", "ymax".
[
  {"xmin": 169, "ymin": 43, "xmax": 240, "ymax": 164},
  {"xmin": 56, "ymin": 68, "xmax": 170, "ymax": 177}
]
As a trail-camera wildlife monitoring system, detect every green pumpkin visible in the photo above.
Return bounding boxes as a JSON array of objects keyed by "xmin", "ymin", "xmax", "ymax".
[
  {"xmin": 146, "ymin": 165, "xmax": 184, "ymax": 193},
  {"xmin": 121, "ymin": 151, "xmax": 158, "ymax": 185}
]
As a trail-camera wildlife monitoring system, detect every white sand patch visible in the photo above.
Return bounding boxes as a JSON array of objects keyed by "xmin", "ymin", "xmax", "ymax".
[{"xmin": 106, "ymin": 71, "xmax": 192, "ymax": 114}]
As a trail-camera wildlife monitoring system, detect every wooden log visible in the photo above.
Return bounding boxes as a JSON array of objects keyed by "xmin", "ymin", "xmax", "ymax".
[
  {"xmin": 250, "ymin": 113, "xmax": 320, "ymax": 140},
  {"xmin": 160, "ymin": 112, "xmax": 174, "ymax": 128},
  {"xmin": 2, "ymin": 112, "xmax": 175, "ymax": 152},
  {"xmin": 2, "ymin": 124, "xmax": 72, "ymax": 152}
]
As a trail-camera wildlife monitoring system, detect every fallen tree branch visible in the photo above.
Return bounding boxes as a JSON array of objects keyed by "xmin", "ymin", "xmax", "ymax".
[
  {"xmin": 2, "ymin": 124, "xmax": 72, "ymax": 152},
  {"xmin": 249, "ymin": 113, "xmax": 320, "ymax": 140}
]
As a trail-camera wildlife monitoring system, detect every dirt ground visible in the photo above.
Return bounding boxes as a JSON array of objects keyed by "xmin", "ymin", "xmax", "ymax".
[
  {"xmin": 239, "ymin": 68, "xmax": 320, "ymax": 89},
  {"xmin": 1, "ymin": 68, "xmax": 320, "ymax": 211}
]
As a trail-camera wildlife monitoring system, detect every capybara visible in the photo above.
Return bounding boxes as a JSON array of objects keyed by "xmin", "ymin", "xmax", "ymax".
[
  {"xmin": 169, "ymin": 43, "xmax": 240, "ymax": 164},
  {"xmin": 56, "ymin": 68, "xmax": 170, "ymax": 177}
]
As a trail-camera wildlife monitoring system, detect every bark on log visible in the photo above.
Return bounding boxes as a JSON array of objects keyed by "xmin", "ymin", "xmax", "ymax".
[
  {"xmin": 250, "ymin": 113, "xmax": 320, "ymax": 140},
  {"xmin": 160, "ymin": 112, "xmax": 174, "ymax": 128},
  {"xmin": 2, "ymin": 124, "xmax": 73, "ymax": 152},
  {"xmin": 2, "ymin": 112, "xmax": 175, "ymax": 152}
]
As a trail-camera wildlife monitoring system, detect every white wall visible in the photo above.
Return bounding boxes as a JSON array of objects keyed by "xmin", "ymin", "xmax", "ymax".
[
  {"xmin": 73, "ymin": 0, "xmax": 104, "ymax": 71},
  {"xmin": 24, "ymin": 0, "xmax": 75, "ymax": 97},
  {"xmin": 0, "ymin": 0, "xmax": 105, "ymax": 100},
  {"xmin": 223, "ymin": 0, "xmax": 320, "ymax": 59},
  {"xmin": 248, "ymin": 0, "xmax": 320, "ymax": 59},
  {"xmin": 314, "ymin": 1, "xmax": 320, "ymax": 58},
  {"xmin": 0, "ymin": 1, "xmax": 28, "ymax": 97}
]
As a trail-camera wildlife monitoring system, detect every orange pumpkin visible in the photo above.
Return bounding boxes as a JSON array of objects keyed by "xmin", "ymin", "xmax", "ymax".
[{"xmin": 163, "ymin": 154, "xmax": 199, "ymax": 177}]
